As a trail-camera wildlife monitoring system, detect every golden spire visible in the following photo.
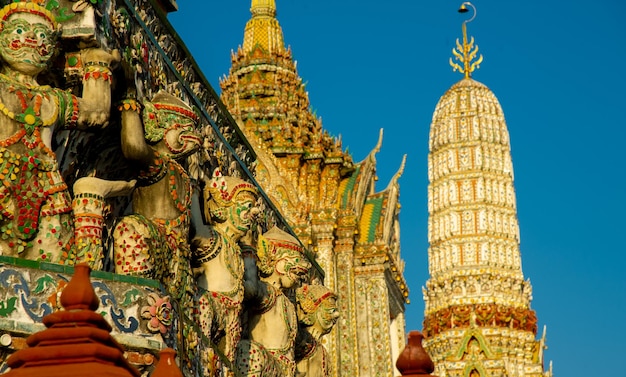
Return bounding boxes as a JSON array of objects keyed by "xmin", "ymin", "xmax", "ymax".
[
  {"xmin": 449, "ymin": 2, "xmax": 483, "ymax": 78},
  {"xmin": 244, "ymin": 0, "xmax": 284, "ymax": 53},
  {"xmin": 251, "ymin": 0, "xmax": 276, "ymax": 17}
]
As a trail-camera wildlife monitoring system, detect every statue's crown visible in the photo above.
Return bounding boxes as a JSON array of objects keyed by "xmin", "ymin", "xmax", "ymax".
[
  {"xmin": 296, "ymin": 284, "xmax": 336, "ymax": 314},
  {"xmin": 0, "ymin": 1, "xmax": 57, "ymax": 29},
  {"xmin": 207, "ymin": 168, "xmax": 257, "ymax": 205}
]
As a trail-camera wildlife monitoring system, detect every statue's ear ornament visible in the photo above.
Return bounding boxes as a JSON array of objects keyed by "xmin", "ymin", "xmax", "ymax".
[
  {"xmin": 142, "ymin": 100, "xmax": 163, "ymax": 143},
  {"xmin": 209, "ymin": 167, "xmax": 229, "ymax": 200},
  {"xmin": 256, "ymin": 232, "xmax": 273, "ymax": 276}
]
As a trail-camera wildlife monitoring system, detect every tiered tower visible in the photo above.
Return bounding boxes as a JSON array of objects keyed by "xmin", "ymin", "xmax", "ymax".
[
  {"xmin": 422, "ymin": 4, "xmax": 551, "ymax": 377},
  {"xmin": 220, "ymin": 1, "xmax": 410, "ymax": 376}
]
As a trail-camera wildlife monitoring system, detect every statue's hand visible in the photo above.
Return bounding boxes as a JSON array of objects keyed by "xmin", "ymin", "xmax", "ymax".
[
  {"xmin": 81, "ymin": 48, "xmax": 121, "ymax": 69},
  {"xmin": 243, "ymin": 254, "xmax": 262, "ymax": 301}
]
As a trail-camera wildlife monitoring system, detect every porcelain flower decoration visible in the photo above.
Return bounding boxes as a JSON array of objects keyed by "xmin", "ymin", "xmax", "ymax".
[{"xmin": 141, "ymin": 293, "xmax": 172, "ymax": 334}]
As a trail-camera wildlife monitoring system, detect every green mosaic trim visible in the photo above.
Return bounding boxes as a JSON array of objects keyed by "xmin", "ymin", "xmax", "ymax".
[
  {"xmin": 341, "ymin": 165, "xmax": 361, "ymax": 208},
  {"xmin": 363, "ymin": 196, "xmax": 384, "ymax": 243},
  {"xmin": 0, "ymin": 256, "xmax": 160, "ymax": 288}
]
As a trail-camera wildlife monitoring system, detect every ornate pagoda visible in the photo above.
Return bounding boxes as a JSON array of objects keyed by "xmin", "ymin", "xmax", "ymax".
[
  {"xmin": 220, "ymin": 1, "xmax": 410, "ymax": 376},
  {"xmin": 421, "ymin": 4, "xmax": 551, "ymax": 377}
]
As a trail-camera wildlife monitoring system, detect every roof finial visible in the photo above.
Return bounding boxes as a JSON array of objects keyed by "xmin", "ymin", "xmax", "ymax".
[
  {"xmin": 374, "ymin": 128, "xmax": 384, "ymax": 154},
  {"xmin": 396, "ymin": 154, "xmax": 407, "ymax": 180},
  {"xmin": 450, "ymin": 2, "xmax": 483, "ymax": 78},
  {"xmin": 251, "ymin": 0, "xmax": 276, "ymax": 17},
  {"xmin": 385, "ymin": 154, "xmax": 407, "ymax": 191}
]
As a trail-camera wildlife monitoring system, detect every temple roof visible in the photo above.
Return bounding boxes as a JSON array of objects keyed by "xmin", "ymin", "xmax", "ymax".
[
  {"xmin": 338, "ymin": 129, "xmax": 382, "ymax": 211},
  {"xmin": 357, "ymin": 154, "xmax": 405, "ymax": 245},
  {"xmin": 221, "ymin": 3, "xmax": 407, "ymax": 306}
]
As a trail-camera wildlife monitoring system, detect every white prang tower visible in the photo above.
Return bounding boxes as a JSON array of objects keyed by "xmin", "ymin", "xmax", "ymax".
[{"xmin": 422, "ymin": 3, "xmax": 551, "ymax": 377}]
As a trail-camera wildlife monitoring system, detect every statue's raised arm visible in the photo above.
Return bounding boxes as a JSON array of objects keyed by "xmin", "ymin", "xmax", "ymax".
[{"xmin": 75, "ymin": 47, "xmax": 119, "ymax": 127}]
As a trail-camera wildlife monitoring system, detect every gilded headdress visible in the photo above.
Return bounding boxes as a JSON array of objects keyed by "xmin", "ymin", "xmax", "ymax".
[
  {"xmin": 256, "ymin": 226, "xmax": 304, "ymax": 276},
  {"xmin": 296, "ymin": 284, "xmax": 337, "ymax": 326},
  {"xmin": 0, "ymin": 1, "xmax": 57, "ymax": 31},
  {"xmin": 203, "ymin": 168, "xmax": 258, "ymax": 224},
  {"xmin": 142, "ymin": 91, "xmax": 199, "ymax": 143}
]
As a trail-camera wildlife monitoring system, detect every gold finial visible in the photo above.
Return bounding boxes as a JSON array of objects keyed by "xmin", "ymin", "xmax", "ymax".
[
  {"xmin": 251, "ymin": 0, "xmax": 276, "ymax": 17},
  {"xmin": 450, "ymin": 2, "xmax": 483, "ymax": 78}
]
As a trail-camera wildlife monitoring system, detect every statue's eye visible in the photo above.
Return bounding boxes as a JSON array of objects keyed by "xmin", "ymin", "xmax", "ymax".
[
  {"xmin": 39, "ymin": 32, "xmax": 46, "ymax": 39},
  {"xmin": 15, "ymin": 27, "xmax": 23, "ymax": 35}
]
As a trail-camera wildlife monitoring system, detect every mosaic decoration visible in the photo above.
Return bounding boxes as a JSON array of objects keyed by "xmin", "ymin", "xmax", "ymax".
[
  {"xmin": 141, "ymin": 293, "xmax": 173, "ymax": 334},
  {"xmin": 0, "ymin": 260, "xmax": 166, "ymax": 373}
]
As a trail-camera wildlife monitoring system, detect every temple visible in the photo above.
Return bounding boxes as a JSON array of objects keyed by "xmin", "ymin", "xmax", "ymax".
[
  {"xmin": 220, "ymin": 1, "xmax": 409, "ymax": 375},
  {"xmin": 421, "ymin": 4, "xmax": 551, "ymax": 376}
]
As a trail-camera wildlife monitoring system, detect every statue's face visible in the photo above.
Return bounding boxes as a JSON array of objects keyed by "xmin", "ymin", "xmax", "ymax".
[
  {"xmin": 228, "ymin": 190, "xmax": 259, "ymax": 233},
  {"xmin": 276, "ymin": 247, "xmax": 311, "ymax": 289},
  {"xmin": 163, "ymin": 122, "xmax": 201, "ymax": 158},
  {"xmin": 0, "ymin": 12, "xmax": 55, "ymax": 75},
  {"xmin": 315, "ymin": 296, "xmax": 339, "ymax": 335}
]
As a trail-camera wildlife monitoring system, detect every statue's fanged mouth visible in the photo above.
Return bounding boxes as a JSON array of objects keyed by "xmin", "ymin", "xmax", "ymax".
[{"xmin": 9, "ymin": 38, "xmax": 48, "ymax": 57}]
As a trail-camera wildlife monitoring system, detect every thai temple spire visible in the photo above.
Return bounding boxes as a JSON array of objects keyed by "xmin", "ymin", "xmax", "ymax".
[
  {"xmin": 244, "ymin": 0, "xmax": 284, "ymax": 54},
  {"xmin": 251, "ymin": 0, "xmax": 276, "ymax": 15},
  {"xmin": 422, "ymin": 3, "xmax": 550, "ymax": 376}
]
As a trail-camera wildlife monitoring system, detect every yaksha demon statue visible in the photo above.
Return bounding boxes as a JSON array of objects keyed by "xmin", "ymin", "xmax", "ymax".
[
  {"xmin": 191, "ymin": 168, "xmax": 260, "ymax": 370},
  {"xmin": 295, "ymin": 284, "xmax": 339, "ymax": 377},
  {"xmin": 0, "ymin": 1, "xmax": 118, "ymax": 262},
  {"xmin": 236, "ymin": 226, "xmax": 311, "ymax": 377},
  {"xmin": 113, "ymin": 90, "xmax": 201, "ymax": 297}
]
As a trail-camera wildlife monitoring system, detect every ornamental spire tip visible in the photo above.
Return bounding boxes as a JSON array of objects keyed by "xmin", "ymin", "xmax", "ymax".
[
  {"xmin": 251, "ymin": 0, "xmax": 276, "ymax": 17},
  {"xmin": 449, "ymin": 2, "xmax": 483, "ymax": 78}
]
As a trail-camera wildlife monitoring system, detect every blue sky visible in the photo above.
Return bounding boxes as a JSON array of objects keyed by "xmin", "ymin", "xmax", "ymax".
[{"xmin": 169, "ymin": 1, "xmax": 626, "ymax": 375}]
